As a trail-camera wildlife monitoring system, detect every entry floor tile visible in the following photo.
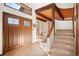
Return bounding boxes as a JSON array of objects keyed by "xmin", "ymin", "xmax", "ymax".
[{"xmin": 4, "ymin": 43, "xmax": 47, "ymax": 56}]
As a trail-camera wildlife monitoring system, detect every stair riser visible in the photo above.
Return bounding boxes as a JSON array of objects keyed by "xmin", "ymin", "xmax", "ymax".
[
  {"xmin": 55, "ymin": 36, "xmax": 74, "ymax": 38},
  {"xmin": 54, "ymin": 40, "xmax": 74, "ymax": 44},
  {"xmin": 55, "ymin": 39, "xmax": 74, "ymax": 42},
  {"xmin": 55, "ymin": 34, "xmax": 73, "ymax": 37},
  {"xmin": 56, "ymin": 33, "xmax": 73, "ymax": 34},
  {"xmin": 52, "ymin": 43, "xmax": 74, "ymax": 49}
]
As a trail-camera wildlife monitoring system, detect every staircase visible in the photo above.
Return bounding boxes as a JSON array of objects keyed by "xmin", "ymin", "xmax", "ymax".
[{"xmin": 48, "ymin": 29, "xmax": 76, "ymax": 56}]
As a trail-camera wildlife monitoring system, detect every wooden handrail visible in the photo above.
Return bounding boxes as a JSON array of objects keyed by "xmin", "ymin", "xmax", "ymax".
[
  {"xmin": 44, "ymin": 21, "xmax": 54, "ymax": 41},
  {"xmin": 47, "ymin": 24, "xmax": 53, "ymax": 37},
  {"xmin": 36, "ymin": 13, "xmax": 52, "ymax": 21}
]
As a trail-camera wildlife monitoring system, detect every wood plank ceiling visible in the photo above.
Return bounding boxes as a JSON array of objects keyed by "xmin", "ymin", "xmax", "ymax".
[
  {"xmin": 35, "ymin": 3, "xmax": 74, "ymax": 21},
  {"xmin": 56, "ymin": 8, "xmax": 74, "ymax": 20},
  {"xmin": 35, "ymin": 4, "xmax": 55, "ymax": 21}
]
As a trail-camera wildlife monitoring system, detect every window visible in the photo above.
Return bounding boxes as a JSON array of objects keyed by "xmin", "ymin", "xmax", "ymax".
[
  {"xmin": 8, "ymin": 17, "xmax": 19, "ymax": 25},
  {"xmin": 5, "ymin": 3, "xmax": 21, "ymax": 10},
  {"xmin": 4, "ymin": 3, "xmax": 32, "ymax": 15},
  {"xmin": 24, "ymin": 21, "xmax": 30, "ymax": 27}
]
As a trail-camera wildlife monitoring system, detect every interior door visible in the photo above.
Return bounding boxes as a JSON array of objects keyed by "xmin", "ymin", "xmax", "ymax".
[{"xmin": 3, "ymin": 12, "xmax": 32, "ymax": 53}]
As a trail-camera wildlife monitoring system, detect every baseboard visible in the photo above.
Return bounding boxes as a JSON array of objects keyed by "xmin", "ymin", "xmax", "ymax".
[{"xmin": 0, "ymin": 53, "xmax": 3, "ymax": 56}]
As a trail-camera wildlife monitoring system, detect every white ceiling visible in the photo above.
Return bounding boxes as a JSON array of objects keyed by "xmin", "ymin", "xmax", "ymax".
[
  {"xmin": 55, "ymin": 3, "xmax": 74, "ymax": 8},
  {"xmin": 24, "ymin": 3, "xmax": 74, "ymax": 10},
  {"xmin": 24, "ymin": 3, "xmax": 51, "ymax": 9}
]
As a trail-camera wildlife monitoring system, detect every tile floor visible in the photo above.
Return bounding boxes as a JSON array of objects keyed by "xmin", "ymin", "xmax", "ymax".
[{"xmin": 4, "ymin": 43, "xmax": 47, "ymax": 56}]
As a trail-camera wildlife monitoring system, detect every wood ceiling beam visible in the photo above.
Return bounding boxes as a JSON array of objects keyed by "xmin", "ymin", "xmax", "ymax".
[
  {"xmin": 54, "ymin": 4, "xmax": 64, "ymax": 20},
  {"xmin": 35, "ymin": 4, "xmax": 53, "ymax": 13},
  {"xmin": 37, "ymin": 17, "xmax": 47, "ymax": 22},
  {"xmin": 36, "ymin": 13, "xmax": 52, "ymax": 21},
  {"xmin": 35, "ymin": 3, "xmax": 55, "ymax": 21}
]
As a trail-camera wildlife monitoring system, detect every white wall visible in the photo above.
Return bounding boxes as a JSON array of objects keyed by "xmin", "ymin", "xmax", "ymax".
[
  {"xmin": 0, "ymin": 3, "xmax": 37, "ymax": 54},
  {"xmin": 38, "ymin": 21, "xmax": 48, "ymax": 34},
  {"xmin": 55, "ymin": 19, "xmax": 73, "ymax": 29},
  {"xmin": 56, "ymin": 3, "xmax": 74, "ymax": 9},
  {"xmin": 0, "ymin": 9, "xmax": 3, "ymax": 55},
  {"xmin": 32, "ymin": 8, "xmax": 37, "ymax": 43},
  {"xmin": 24, "ymin": 3, "xmax": 50, "ymax": 10}
]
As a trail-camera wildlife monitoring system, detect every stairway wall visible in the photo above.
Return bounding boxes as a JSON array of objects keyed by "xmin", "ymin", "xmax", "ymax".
[{"xmin": 55, "ymin": 19, "xmax": 73, "ymax": 29}]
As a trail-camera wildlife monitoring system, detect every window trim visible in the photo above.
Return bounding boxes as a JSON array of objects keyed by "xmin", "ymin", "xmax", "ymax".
[{"xmin": 4, "ymin": 3, "xmax": 32, "ymax": 15}]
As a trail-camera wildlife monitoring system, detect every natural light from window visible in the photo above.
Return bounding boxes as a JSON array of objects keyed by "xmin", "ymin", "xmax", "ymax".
[{"xmin": 5, "ymin": 3, "xmax": 21, "ymax": 10}]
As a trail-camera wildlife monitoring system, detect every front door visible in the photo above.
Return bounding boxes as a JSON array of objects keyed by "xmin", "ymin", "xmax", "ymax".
[
  {"xmin": 3, "ymin": 12, "xmax": 32, "ymax": 53},
  {"xmin": 21, "ymin": 19, "xmax": 32, "ymax": 46}
]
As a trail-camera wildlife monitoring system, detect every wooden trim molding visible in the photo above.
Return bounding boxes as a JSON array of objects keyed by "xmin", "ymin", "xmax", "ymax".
[
  {"xmin": 37, "ymin": 17, "xmax": 47, "ymax": 22},
  {"xmin": 72, "ymin": 5, "xmax": 75, "ymax": 37},
  {"xmin": 37, "ymin": 13, "xmax": 52, "ymax": 21},
  {"xmin": 75, "ymin": 3, "xmax": 79, "ymax": 56}
]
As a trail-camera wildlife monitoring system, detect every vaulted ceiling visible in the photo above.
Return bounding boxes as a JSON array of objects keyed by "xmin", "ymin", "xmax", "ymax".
[
  {"xmin": 55, "ymin": 8, "xmax": 74, "ymax": 20},
  {"xmin": 35, "ymin": 3, "xmax": 74, "ymax": 21},
  {"xmin": 35, "ymin": 4, "xmax": 55, "ymax": 21}
]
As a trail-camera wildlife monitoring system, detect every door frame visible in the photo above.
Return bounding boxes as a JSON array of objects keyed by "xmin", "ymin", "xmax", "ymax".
[
  {"xmin": 76, "ymin": 3, "xmax": 79, "ymax": 56},
  {"xmin": 2, "ymin": 12, "xmax": 32, "ymax": 54}
]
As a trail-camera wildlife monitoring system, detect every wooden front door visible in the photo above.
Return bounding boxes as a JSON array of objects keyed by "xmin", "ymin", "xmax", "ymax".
[
  {"xmin": 3, "ymin": 12, "xmax": 32, "ymax": 53},
  {"xmin": 21, "ymin": 19, "xmax": 32, "ymax": 46}
]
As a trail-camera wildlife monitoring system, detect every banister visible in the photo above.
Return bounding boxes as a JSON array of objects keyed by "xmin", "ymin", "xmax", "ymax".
[{"xmin": 45, "ymin": 21, "xmax": 54, "ymax": 41}]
